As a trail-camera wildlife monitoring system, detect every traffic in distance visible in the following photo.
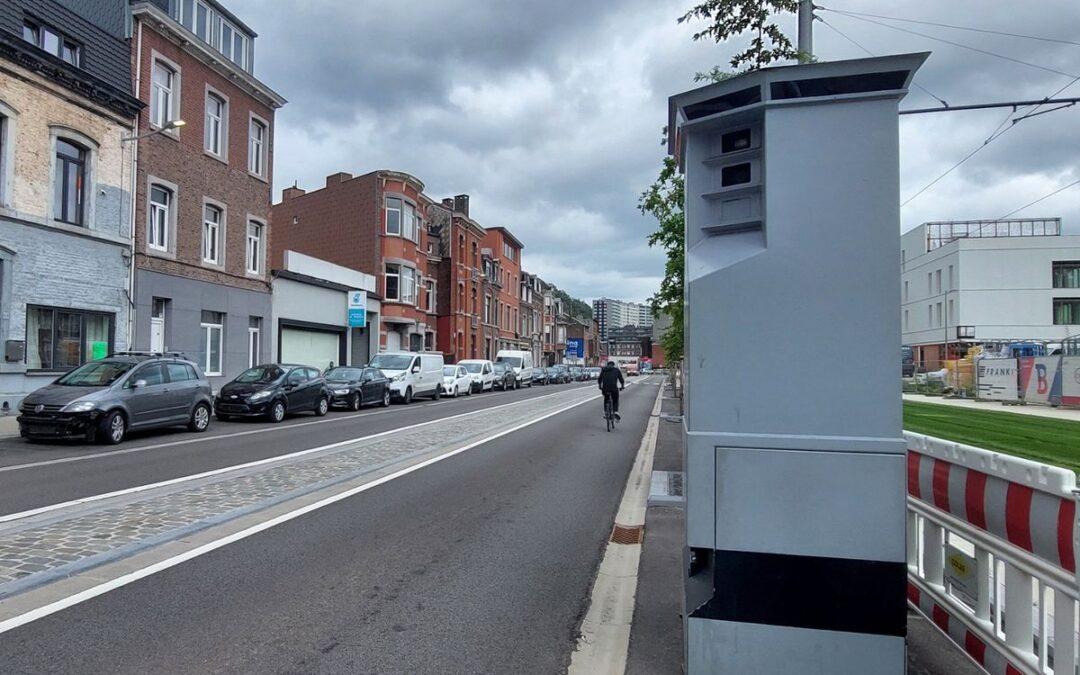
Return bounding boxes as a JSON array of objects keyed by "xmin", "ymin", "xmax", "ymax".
[{"xmin": 12, "ymin": 349, "xmax": 637, "ymax": 445}]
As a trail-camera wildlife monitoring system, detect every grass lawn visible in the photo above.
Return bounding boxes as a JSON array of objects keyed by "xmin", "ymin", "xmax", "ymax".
[{"xmin": 903, "ymin": 401, "xmax": 1080, "ymax": 474}]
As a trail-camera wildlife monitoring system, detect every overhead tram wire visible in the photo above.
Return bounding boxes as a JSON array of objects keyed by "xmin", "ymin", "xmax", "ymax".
[
  {"xmin": 998, "ymin": 177, "xmax": 1080, "ymax": 221},
  {"xmin": 815, "ymin": 6, "xmax": 1080, "ymax": 49}
]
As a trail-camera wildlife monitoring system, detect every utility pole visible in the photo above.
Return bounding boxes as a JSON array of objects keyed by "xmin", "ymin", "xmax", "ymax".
[{"xmin": 798, "ymin": 0, "xmax": 814, "ymax": 62}]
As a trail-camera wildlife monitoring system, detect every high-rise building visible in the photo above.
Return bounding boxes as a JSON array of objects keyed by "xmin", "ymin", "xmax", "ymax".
[{"xmin": 592, "ymin": 297, "xmax": 653, "ymax": 342}]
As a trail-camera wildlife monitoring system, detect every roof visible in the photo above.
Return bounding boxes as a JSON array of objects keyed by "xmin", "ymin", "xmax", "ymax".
[{"xmin": 487, "ymin": 226, "xmax": 525, "ymax": 250}]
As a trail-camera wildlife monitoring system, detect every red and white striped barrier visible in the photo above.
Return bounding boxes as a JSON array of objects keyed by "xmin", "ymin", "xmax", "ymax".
[{"xmin": 905, "ymin": 432, "xmax": 1079, "ymax": 675}]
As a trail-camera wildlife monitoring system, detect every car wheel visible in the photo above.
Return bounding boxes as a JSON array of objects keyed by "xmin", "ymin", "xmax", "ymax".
[
  {"xmin": 269, "ymin": 400, "xmax": 286, "ymax": 423},
  {"xmin": 315, "ymin": 397, "xmax": 329, "ymax": 416},
  {"xmin": 350, "ymin": 392, "xmax": 362, "ymax": 411},
  {"xmin": 188, "ymin": 403, "xmax": 211, "ymax": 433},
  {"xmin": 403, "ymin": 387, "xmax": 413, "ymax": 405},
  {"xmin": 433, "ymin": 386, "xmax": 441, "ymax": 401},
  {"xmin": 381, "ymin": 389, "xmax": 391, "ymax": 407},
  {"xmin": 98, "ymin": 410, "xmax": 126, "ymax": 445}
]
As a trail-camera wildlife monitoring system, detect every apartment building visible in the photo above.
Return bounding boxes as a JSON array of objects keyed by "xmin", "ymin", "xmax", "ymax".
[
  {"xmin": 483, "ymin": 226, "xmax": 525, "ymax": 355},
  {"xmin": 128, "ymin": 0, "xmax": 285, "ymax": 387},
  {"xmin": 0, "ymin": 0, "xmax": 142, "ymax": 410},
  {"xmin": 519, "ymin": 272, "xmax": 544, "ymax": 367},
  {"xmin": 272, "ymin": 170, "xmax": 438, "ymax": 354},
  {"xmin": 431, "ymin": 194, "xmax": 484, "ymax": 363},
  {"xmin": 901, "ymin": 218, "xmax": 1080, "ymax": 368},
  {"xmin": 593, "ymin": 297, "xmax": 653, "ymax": 342}
]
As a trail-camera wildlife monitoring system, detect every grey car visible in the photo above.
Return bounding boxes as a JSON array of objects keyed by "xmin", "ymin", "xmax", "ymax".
[{"xmin": 17, "ymin": 352, "xmax": 214, "ymax": 445}]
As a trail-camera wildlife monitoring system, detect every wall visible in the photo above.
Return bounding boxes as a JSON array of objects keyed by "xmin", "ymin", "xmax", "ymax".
[{"xmin": 270, "ymin": 277, "xmax": 379, "ymax": 368}]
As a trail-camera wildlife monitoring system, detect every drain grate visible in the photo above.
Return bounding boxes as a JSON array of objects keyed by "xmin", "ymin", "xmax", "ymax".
[{"xmin": 610, "ymin": 523, "xmax": 644, "ymax": 545}]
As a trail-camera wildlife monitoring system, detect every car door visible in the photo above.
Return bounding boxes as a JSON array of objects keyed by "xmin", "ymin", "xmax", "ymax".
[
  {"xmin": 305, "ymin": 368, "xmax": 325, "ymax": 406},
  {"xmin": 361, "ymin": 369, "xmax": 378, "ymax": 403},
  {"xmin": 163, "ymin": 362, "xmax": 198, "ymax": 421},
  {"xmin": 482, "ymin": 363, "xmax": 493, "ymax": 389},
  {"xmin": 125, "ymin": 363, "xmax": 169, "ymax": 427},
  {"xmin": 284, "ymin": 368, "xmax": 308, "ymax": 410}
]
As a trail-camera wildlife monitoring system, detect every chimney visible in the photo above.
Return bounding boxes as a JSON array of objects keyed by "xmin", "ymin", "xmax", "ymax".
[
  {"xmin": 453, "ymin": 194, "xmax": 469, "ymax": 217},
  {"xmin": 282, "ymin": 186, "xmax": 306, "ymax": 201},
  {"xmin": 325, "ymin": 172, "xmax": 352, "ymax": 187},
  {"xmin": 442, "ymin": 197, "xmax": 454, "ymax": 209}
]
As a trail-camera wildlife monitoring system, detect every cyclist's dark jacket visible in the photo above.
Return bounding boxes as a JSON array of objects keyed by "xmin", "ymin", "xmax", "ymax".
[{"xmin": 598, "ymin": 364, "xmax": 624, "ymax": 393}]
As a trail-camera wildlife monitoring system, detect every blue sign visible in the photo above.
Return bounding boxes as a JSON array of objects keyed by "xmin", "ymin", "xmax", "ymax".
[
  {"xmin": 348, "ymin": 290, "xmax": 367, "ymax": 328},
  {"xmin": 566, "ymin": 338, "xmax": 584, "ymax": 358}
]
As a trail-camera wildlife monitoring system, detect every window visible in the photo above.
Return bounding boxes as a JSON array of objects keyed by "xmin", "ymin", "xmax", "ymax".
[
  {"xmin": 248, "ymin": 118, "xmax": 266, "ymax": 176},
  {"xmin": 151, "ymin": 60, "xmax": 177, "ymax": 129},
  {"xmin": 150, "ymin": 298, "xmax": 167, "ymax": 352},
  {"xmin": 23, "ymin": 20, "xmax": 80, "ymax": 66},
  {"xmin": 403, "ymin": 202, "xmax": 416, "ymax": 241},
  {"xmin": 1054, "ymin": 299, "xmax": 1080, "ymax": 325},
  {"xmin": 200, "ymin": 310, "xmax": 223, "ymax": 375},
  {"xmin": 246, "ymin": 221, "xmax": 263, "ymax": 274},
  {"xmin": 385, "ymin": 198, "xmax": 402, "ymax": 236},
  {"xmin": 166, "ymin": 363, "xmax": 195, "ymax": 382},
  {"xmin": 194, "ymin": 1, "xmax": 209, "ymax": 42},
  {"xmin": 425, "ymin": 279, "xmax": 436, "ymax": 313},
  {"xmin": 205, "ymin": 92, "xmax": 226, "ymax": 156},
  {"xmin": 202, "ymin": 204, "xmax": 221, "ymax": 263},
  {"xmin": 935, "ymin": 302, "xmax": 942, "ymax": 327},
  {"xmin": 903, "ymin": 280, "xmax": 909, "ymax": 302},
  {"xmin": 25, "ymin": 306, "xmax": 113, "ymax": 371},
  {"xmin": 385, "ymin": 264, "xmax": 400, "ymax": 301},
  {"xmin": 927, "ymin": 305, "xmax": 932, "ymax": 327},
  {"xmin": 148, "ymin": 184, "xmax": 171, "ymax": 250},
  {"xmin": 54, "ymin": 139, "xmax": 86, "ymax": 225},
  {"xmin": 903, "ymin": 310, "xmax": 909, "ymax": 331},
  {"xmin": 935, "ymin": 269, "xmax": 941, "ymax": 294},
  {"xmin": 721, "ymin": 163, "xmax": 751, "ymax": 187},
  {"xmin": 503, "ymin": 242, "xmax": 516, "ymax": 260},
  {"xmin": 248, "ymin": 316, "xmax": 262, "ymax": 368},
  {"xmin": 401, "ymin": 267, "xmax": 417, "ymax": 305},
  {"xmin": 1053, "ymin": 262, "xmax": 1080, "ymax": 289},
  {"xmin": 484, "ymin": 295, "xmax": 492, "ymax": 324},
  {"xmin": 948, "ymin": 299, "xmax": 954, "ymax": 325},
  {"xmin": 948, "ymin": 265, "xmax": 954, "ymax": 290}
]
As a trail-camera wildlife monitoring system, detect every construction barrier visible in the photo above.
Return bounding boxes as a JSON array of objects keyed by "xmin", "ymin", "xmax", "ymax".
[{"xmin": 972, "ymin": 355, "xmax": 1080, "ymax": 409}]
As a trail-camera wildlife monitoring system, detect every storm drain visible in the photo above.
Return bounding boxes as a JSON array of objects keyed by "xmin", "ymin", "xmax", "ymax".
[{"xmin": 610, "ymin": 523, "xmax": 644, "ymax": 545}]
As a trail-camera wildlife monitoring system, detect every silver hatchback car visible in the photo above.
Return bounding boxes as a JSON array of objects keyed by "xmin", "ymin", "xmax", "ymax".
[{"xmin": 17, "ymin": 352, "xmax": 214, "ymax": 444}]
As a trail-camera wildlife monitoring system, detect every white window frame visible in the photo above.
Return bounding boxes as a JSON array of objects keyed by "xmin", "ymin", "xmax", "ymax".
[
  {"xmin": 202, "ymin": 200, "xmax": 224, "ymax": 265},
  {"xmin": 401, "ymin": 266, "xmax": 417, "ymax": 305},
  {"xmin": 204, "ymin": 88, "xmax": 228, "ymax": 159},
  {"xmin": 425, "ymin": 278, "xmax": 436, "ymax": 313},
  {"xmin": 148, "ymin": 183, "xmax": 172, "ymax": 252},
  {"xmin": 0, "ymin": 101, "xmax": 16, "ymax": 208},
  {"xmin": 403, "ymin": 202, "xmax": 416, "ymax": 241},
  {"xmin": 201, "ymin": 316, "xmax": 223, "ymax": 376},
  {"xmin": 248, "ymin": 321, "xmax": 261, "ymax": 368},
  {"xmin": 385, "ymin": 197, "xmax": 402, "ymax": 236},
  {"xmin": 385, "ymin": 263, "xmax": 401, "ymax": 301},
  {"xmin": 245, "ymin": 218, "xmax": 264, "ymax": 275},
  {"xmin": 247, "ymin": 113, "xmax": 268, "ymax": 178},
  {"xmin": 150, "ymin": 54, "xmax": 181, "ymax": 133}
]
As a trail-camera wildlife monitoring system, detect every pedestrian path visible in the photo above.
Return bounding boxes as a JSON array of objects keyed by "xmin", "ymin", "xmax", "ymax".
[
  {"xmin": 903, "ymin": 393, "xmax": 1080, "ymax": 422},
  {"xmin": 0, "ymin": 386, "xmax": 599, "ymax": 598},
  {"xmin": 0, "ymin": 416, "xmax": 17, "ymax": 440}
]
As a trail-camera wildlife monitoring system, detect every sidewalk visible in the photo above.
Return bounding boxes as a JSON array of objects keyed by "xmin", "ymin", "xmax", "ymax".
[
  {"xmin": 627, "ymin": 383, "xmax": 982, "ymax": 674},
  {"xmin": 904, "ymin": 392, "xmax": 1080, "ymax": 422},
  {"xmin": 0, "ymin": 415, "xmax": 17, "ymax": 439}
]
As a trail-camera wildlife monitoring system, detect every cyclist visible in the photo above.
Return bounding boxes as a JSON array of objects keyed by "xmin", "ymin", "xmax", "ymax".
[{"xmin": 598, "ymin": 360, "xmax": 625, "ymax": 421}]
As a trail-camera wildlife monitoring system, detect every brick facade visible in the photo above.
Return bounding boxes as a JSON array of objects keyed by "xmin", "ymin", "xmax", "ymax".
[
  {"xmin": 483, "ymin": 226, "xmax": 524, "ymax": 354},
  {"xmin": 432, "ymin": 197, "xmax": 485, "ymax": 363}
]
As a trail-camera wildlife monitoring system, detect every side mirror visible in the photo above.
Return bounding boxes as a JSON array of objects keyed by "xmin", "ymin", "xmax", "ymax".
[
  {"xmin": 411, "ymin": 365, "xmax": 421, "ymax": 374},
  {"xmin": 132, "ymin": 379, "xmax": 147, "ymax": 389}
]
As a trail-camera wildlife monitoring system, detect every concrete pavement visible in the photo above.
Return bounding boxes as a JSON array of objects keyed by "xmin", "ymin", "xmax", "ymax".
[{"xmin": 904, "ymin": 392, "xmax": 1080, "ymax": 422}]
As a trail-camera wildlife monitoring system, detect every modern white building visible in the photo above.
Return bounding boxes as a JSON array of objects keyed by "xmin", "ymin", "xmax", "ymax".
[
  {"xmin": 592, "ymin": 297, "xmax": 652, "ymax": 342},
  {"xmin": 901, "ymin": 218, "xmax": 1080, "ymax": 367}
]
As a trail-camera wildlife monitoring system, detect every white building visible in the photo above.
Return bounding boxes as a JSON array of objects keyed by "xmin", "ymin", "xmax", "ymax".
[
  {"xmin": 901, "ymin": 218, "xmax": 1080, "ymax": 367},
  {"xmin": 592, "ymin": 297, "xmax": 653, "ymax": 342}
]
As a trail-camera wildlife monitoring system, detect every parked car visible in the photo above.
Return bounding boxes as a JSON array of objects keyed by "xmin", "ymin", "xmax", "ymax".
[
  {"xmin": 442, "ymin": 365, "xmax": 474, "ymax": 397},
  {"xmin": 368, "ymin": 351, "xmax": 444, "ymax": 403},
  {"xmin": 458, "ymin": 359, "xmax": 495, "ymax": 393},
  {"xmin": 495, "ymin": 349, "xmax": 534, "ymax": 389},
  {"xmin": 492, "ymin": 362, "xmax": 517, "ymax": 390},
  {"xmin": 569, "ymin": 366, "xmax": 584, "ymax": 381},
  {"xmin": 18, "ymin": 352, "xmax": 213, "ymax": 445},
  {"xmin": 545, "ymin": 366, "xmax": 564, "ymax": 384},
  {"xmin": 531, "ymin": 368, "xmax": 550, "ymax": 385},
  {"xmin": 324, "ymin": 366, "xmax": 391, "ymax": 410},
  {"xmin": 215, "ymin": 364, "xmax": 331, "ymax": 423}
]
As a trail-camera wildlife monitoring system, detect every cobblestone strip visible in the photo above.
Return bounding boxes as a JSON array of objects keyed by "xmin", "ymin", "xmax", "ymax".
[{"xmin": 0, "ymin": 388, "xmax": 597, "ymax": 592}]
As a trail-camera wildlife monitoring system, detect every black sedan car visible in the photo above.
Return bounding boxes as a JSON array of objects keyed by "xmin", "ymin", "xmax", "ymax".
[
  {"xmin": 215, "ymin": 364, "xmax": 331, "ymax": 423},
  {"xmin": 492, "ymin": 362, "xmax": 517, "ymax": 390},
  {"xmin": 531, "ymin": 368, "xmax": 550, "ymax": 385},
  {"xmin": 324, "ymin": 366, "xmax": 391, "ymax": 410}
]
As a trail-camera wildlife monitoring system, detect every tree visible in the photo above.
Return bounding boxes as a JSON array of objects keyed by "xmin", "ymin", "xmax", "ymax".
[
  {"xmin": 678, "ymin": 0, "xmax": 799, "ymax": 72},
  {"xmin": 640, "ymin": 156, "xmax": 685, "ymax": 363}
]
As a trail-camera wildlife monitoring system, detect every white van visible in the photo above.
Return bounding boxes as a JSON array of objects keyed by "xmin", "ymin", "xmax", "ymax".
[
  {"xmin": 368, "ymin": 351, "xmax": 445, "ymax": 404},
  {"xmin": 458, "ymin": 359, "xmax": 495, "ymax": 393},
  {"xmin": 495, "ymin": 350, "xmax": 534, "ymax": 389}
]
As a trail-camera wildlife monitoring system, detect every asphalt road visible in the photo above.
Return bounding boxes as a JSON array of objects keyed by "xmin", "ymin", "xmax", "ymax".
[
  {"xmin": 0, "ymin": 380, "xmax": 596, "ymax": 516},
  {"xmin": 0, "ymin": 377, "xmax": 660, "ymax": 673}
]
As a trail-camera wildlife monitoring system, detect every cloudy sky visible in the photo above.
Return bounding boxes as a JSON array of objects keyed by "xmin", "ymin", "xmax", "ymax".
[{"xmin": 229, "ymin": 0, "xmax": 1079, "ymax": 303}]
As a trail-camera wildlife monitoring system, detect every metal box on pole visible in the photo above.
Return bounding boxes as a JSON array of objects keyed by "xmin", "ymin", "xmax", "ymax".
[{"xmin": 668, "ymin": 53, "xmax": 928, "ymax": 674}]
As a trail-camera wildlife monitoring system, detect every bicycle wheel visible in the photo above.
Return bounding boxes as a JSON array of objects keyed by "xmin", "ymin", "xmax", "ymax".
[{"xmin": 605, "ymin": 398, "xmax": 613, "ymax": 432}]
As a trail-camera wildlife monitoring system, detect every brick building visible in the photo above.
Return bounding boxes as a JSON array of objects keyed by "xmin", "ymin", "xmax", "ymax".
[
  {"xmin": 129, "ymin": 0, "xmax": 285, "ymax": 387},
  {"xmin": 483, "ymin": 226, "xmax": 524, "ymax": 354},
  {"xmin": 0, "ymin": 0, "xmax": 142, "ymax": 410},
  {"xmin": 272, "ymin": 170, "xmax": 438, "ymax": 354},
  {"xmin": 519, "ymin": 272, "xmax": 544, "ymax": 367},
  {"xmin": 431, "ymin": 195, "xmax": 484, "ymax": 363}
]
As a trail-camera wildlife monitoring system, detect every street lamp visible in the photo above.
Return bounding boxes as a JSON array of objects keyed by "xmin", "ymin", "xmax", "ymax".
[{"xmin": 121, "ymin": 119, "xmax": 185, "ymax": 143}]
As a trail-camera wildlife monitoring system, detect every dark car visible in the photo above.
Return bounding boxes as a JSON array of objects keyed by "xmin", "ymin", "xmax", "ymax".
[
  {"xmin": 531, "ymin": 368, "xmax": 550, "ymax": 385},
  {"xmin": 324, "ymin": 366, "xmax": 391, "ymax": 410},
  {"xmin": 492, "ymin": 362, "xmax": 516, "ymax": 390},
  {"xmin": 569, "ymin": 366, "xmax": 584, "ymax": 381},
  {"xmin": 545, "ymin": 366, "xmax": 564, "ymax": 384},
  {"xmin": 215, "ymin": 364, "xmax": 331, "ymax": 423},
  {"xmin": 17, "ymin": 352, "xmax": 213, "ymax": 445}
]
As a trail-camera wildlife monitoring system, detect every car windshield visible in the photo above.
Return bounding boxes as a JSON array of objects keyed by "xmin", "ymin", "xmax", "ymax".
[
  {"xmin": 234, "ymin": 365, "xmax": 284, "ymax": 384},
  {"xmin": 493, "ymin": 363, "xmax": 507, "ymax": 373},
  {"xmin": 496, "ymin": 356, "xmax": 521, "ymax": 368},
  {"xmin": 55, "ymin": 361, "xmax": 134, "ymax": 387},
  {"xmin": 369, "ymin": 355, "xmax": 413, "ymax": 371},
  {"xmin": 462, "ymin": 363, "xmax": 483, "ymax": 373},
  {"xmin": 325, "ymin": 367, "xmax": 364, "ymax": 381},
  {"xmin": 547, "ymin": 367, "xmax": 558, "ymax": 374},
  {"xmin": 443, "ymin": 366, "xmax": 458, "ymax": 376}
]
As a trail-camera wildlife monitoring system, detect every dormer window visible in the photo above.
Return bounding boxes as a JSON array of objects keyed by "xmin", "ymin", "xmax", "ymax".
[
  {"xmin": 170, "ymin": 0, "xmax": 251, "ymax": 72},
  {"xmin": 23, "ymin": 20, "xmax": 80, "ymax": 66}
]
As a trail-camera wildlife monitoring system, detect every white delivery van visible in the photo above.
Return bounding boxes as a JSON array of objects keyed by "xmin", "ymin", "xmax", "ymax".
[
  {"xmin": 458, "ymin": 359, "xmax": 496, "ymax": 393},
  {"xmin": 368, "ymin": 351, "xmax": 445, "ymax": 403},
  {"xmin": 494, "ymin": 350, "xmax": 534, "ymax": 389}
]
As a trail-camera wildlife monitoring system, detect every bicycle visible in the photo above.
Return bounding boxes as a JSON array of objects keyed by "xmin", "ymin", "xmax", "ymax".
[{"xmin": 603, "ymin": 391, "xmax": 616, "ymax": 432}]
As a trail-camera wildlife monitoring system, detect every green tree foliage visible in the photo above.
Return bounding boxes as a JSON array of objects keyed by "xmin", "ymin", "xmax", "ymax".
[
  {"xmin": 678, "ymin": 0, "xmax": 799, "ymax": 71},
  {"xmin": 552, "ymin": 288, "xmax": 593, "ymax": 322},
  {"xmin": 640, "ymin": 156, "xmax": 685, "ymax": 362}
]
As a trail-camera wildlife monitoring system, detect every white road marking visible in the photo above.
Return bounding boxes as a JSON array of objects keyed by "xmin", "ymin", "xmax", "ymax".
[
  {"xmin": 0, "ymin": 386, "xmax": 609, "ymax": 635},
  {"xmin": 0, "ymin": 385, "xmax": 601, "ymax": 525},
  {"xmin": 0, "ymin": 384, "xmax": 592, "ymax": 473}
]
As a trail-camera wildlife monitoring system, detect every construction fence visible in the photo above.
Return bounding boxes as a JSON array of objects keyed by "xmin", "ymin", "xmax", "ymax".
[{"xmin": 905, "ymin": 354, "xmax": 1080, "ymax": 408}]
